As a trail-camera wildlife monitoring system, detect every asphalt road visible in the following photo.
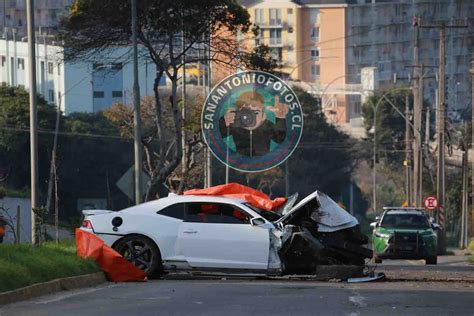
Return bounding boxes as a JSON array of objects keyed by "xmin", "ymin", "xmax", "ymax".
[
  {"xmin": 1, "ymin": 277, "xmax": 473, "ymax": 316},
  {"xmin": 1, "ymin": 255, "xmax": 473, "ymax": 316}
]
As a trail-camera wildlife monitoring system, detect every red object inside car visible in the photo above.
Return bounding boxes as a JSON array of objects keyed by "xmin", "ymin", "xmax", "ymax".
[{"xmin": 184, "ymin": 183, "xmax": 287, "ymax": 211}]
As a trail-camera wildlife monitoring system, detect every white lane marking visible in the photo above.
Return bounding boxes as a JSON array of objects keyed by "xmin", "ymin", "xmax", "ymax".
[
  {"xmin": 349, "ymin": 293, "xmax": 367, "ymax": 308},
  {"xmin": 35, "ymin": 284, "xmax": 118, "ymax": 305}
]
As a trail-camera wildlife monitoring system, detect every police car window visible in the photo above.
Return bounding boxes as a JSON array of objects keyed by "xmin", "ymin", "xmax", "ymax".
[{"xmin": 158, "ymin": 203, "xmax": 185, "ymax": 220}]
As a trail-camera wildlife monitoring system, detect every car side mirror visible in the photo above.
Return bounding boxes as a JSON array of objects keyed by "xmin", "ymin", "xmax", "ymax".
[
  {"xmin": 250, "ymin": 217, "xmax": 266, "ymax": 226},
  {"xmin": 370, "ymin": 222, "xmax": 378, "ymax": 229},
  {"xmin": 431, "ymin": 223, "xmax": 440, "ymax": 230},
  {"xmin": 375, "ymin": 216, "xmax": 380, "ymax": 221}
]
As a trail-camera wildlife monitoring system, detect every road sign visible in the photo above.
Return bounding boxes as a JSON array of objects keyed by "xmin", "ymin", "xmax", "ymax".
[
  {"xmin": 116, "ymin": 166, "xmax": 150, "ymax": 201},
  {"xmin": 423, "ymin": 195, "xmax": 438, "ymax": 210}
]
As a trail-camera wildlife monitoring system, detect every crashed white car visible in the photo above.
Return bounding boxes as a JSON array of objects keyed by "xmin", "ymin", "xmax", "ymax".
[{"xmin": 81, "ymin": 191, "xmax": 372, "ymax": 278}]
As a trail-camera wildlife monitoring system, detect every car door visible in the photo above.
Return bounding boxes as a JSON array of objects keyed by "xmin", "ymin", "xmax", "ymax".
[{"xmin": 177, "ymin": 202, "xmax": 270, "ymax": 270}]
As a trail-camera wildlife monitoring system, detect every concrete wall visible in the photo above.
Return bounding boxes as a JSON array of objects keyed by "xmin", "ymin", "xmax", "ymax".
[{"xmin": 0, "ymin": 197, "xmax": 32, "ymax": 244}]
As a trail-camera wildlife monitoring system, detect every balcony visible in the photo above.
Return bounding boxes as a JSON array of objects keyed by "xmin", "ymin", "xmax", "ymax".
[
  {"xmin": 268, "ymin": 39, "xmax": 283, "ymax": 47},
  {"xmin": 258, "ymin": 21, "xmax": 286, "ymax": 29}
]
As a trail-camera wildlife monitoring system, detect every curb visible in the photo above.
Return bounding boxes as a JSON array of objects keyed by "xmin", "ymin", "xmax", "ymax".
[{"xmin": 0, "ymin": 272, "xmax": 107, "ymax": 306}]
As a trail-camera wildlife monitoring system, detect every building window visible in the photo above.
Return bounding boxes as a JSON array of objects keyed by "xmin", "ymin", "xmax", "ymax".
[
  {"xmin": 93, "ymin": 91, "xmax": 105, "ymax": 98},
  {"xmin": 112, "ymin": 91, "xmax": 123, "ymax": 98},
  {"xmin": 254, "ymin": 8, "xmax": 264, "ymax": 25},
  {"xmin": 270, "ymin": 29, "xmax": 282, "ymax": 45},
  {"xmin": 57, "ymin": 64, "xmax": 61, "ymax": 75},
  {"xmin": 112, "ymin": 63, "xmax": 122, "ymax": 71},
  {"xmin": 269, "ymin": 8, "xmax": 281, "ymax": 26},
  {"xmin": 17, "ymin": 58, "xmax": 25, "ymax": 70},
  {"xmin": 354, "ymin": 102, "xmax": 361, "ymax": 114},
  {"xmin": 311, "ymin": 8, "xmax": 320, "ymax": 24},
  {"xmin": 0, "ymin": 56, "xmax": 5, "ymax": 67},
  {"xmin": 57, "ymin": 91, "xmax": 61, "ymax": 103},
  {"xmin": 311, "ymin": 48, "xmax": 320, "ymax": 60},
  {"xmin": 311, "ymin": 27, "xmax": 319, "ymax": 41},
  {"xmin": 311, "ymin": 64, "xmax": 320, "ymax": 79},
  {"xmin": 48, "ymin": 62, "xmax": 54, "ymax": 74},
  {"xmin": 287, "ymin": 8, "xmax": 293, "ymax": 27},
  {"xmin": 270, "ymin": 48, "xmax": 282, "ymax": 63},
  {"xmin": 48, "ymin": 89, "xmax": 55, "ymax": 102},
  {"xmin": 93, "ymin": 63, "xmax": 103, "ymax": 70}
]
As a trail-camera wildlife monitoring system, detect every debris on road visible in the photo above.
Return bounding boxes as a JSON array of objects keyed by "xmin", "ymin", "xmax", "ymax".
[{"xmin": 347, "ymin": 272, "xmax": 386, "ymax": 283}]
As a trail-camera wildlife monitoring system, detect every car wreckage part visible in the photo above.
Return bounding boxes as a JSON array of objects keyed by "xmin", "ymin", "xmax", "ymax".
[
  {"xmin": 276, "ymin": 195, "xmax": 373, "ymax": 274},
  {"xmin": 278, "ymin": 225, "xmax": 373, "ymax": 274}
]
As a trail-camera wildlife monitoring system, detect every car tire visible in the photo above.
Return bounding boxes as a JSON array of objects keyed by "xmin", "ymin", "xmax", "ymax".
[
  {"xmin": 425, "ymin": 256, "xmax": 437, "ymax": 265},
  {"xmin": 373, "ymin": 256, "xmax": 382, "ymax": 264},
  {"xmin": 114, "ymin": 235, "xmax": 163, "ymax": 278}
]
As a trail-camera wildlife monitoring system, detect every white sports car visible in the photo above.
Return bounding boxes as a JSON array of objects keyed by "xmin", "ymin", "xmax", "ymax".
[{"xmin": 81, "ymin": 190, "xmax": 372, "ymax": 278}]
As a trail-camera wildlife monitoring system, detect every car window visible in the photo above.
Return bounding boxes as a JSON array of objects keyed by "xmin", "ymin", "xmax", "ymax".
[
  {"xmin": 244, "ymin": 203, "xmax": 281, "ymax": 222},
  {"xmin": 380, "ymin": 213, "xmax": 430, "ymax": 229},
  {"xmin": 185, "ymin": 203, "xmax": 251, "ymax": 224},
  {"xmin": 158, "ymin": 203, "xmax": 185, "ymax": 220}
]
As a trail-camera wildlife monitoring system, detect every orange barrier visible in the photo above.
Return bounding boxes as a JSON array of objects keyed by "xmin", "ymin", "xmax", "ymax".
[
  {"xmin": 75, "ymin": 229, "xmax": 147, "ymax": 282},
  {"xmin": 184, "ymin": 183, "xmax": 287, "ymax": 211}
]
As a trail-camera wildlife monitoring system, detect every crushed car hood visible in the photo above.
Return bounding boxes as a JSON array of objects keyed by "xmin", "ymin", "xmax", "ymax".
[{"xmin": 276, "ymin": 190, "xmax": 359, "ymax": 232}]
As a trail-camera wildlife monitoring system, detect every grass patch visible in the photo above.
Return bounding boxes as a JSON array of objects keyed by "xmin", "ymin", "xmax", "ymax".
[
  {"xmin": 0, "ymin": 240, "xmax": 99, "ymax": 293},
  {"xmin": 468, "ymin": 256, "xmax": 474, "ymax": 265}
]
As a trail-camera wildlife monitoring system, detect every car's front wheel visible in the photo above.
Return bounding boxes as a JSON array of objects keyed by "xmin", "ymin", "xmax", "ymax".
[
  {"xmin": 114, "ymin": 235, "xmax": 163, "ymax": 278},
  {"xmin": 425, "ymin": 256, "xmax": 437, "ymax": 265}
]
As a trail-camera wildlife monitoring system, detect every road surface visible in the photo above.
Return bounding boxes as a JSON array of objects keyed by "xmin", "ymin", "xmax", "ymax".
[{"xmin": 1, "ymin": 256, "xmax": 472, "ymax": 316}]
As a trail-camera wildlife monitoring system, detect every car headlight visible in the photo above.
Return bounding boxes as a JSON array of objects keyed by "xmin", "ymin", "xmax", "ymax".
[{"xmin": 374, "ymin": 231, "xmax": 391, "ymax": 238}]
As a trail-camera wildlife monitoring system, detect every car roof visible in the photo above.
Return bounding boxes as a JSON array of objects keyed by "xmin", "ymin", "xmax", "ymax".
[
  {"xmin": 383, "ymin": 207, "xmax": 424, "ymax": 211},
  {"xmin": 384, "ymin": 209, "xmax": 426, "ymax": 215},
  {"xmin": 120, "ymin": 194, "xmax": 248, "ymax": 214}
]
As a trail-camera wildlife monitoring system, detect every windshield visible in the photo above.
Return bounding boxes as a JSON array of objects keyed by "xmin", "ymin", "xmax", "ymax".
[
  {"xmin": 380, "ymin": 213, "xmax": 431, "ymax": 229},
  {"xmin": 244, "ymin": 203, "xmax": 282, "ymax": 222}
]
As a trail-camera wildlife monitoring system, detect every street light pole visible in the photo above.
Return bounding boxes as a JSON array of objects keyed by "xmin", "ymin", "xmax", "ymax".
[
  {"xmin": 131, "ymin": 0, "xmax": 142, "ymax": 205},
  {"xmin": 372, "ymin": 87, "xmax": 419, "ymax": 214},
  {"xmin": 26, "ymin": 0, "xmax": 38, "ymax": 245},
  {"xmin": 470, "ymin": 57, "xmax": 474, "ymax": 239}
]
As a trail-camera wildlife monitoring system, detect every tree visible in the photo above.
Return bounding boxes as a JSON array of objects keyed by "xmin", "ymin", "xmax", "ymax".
[
  {"xmin": 0, "ymin": 85, "xmax": 57, "ymax": 191},
  {"xmin": 59, "ymin": 0, "xmax": 261, "ymax": 200},
  {"xmin": 288, "ymin": 88, "xmax": 366, "ymax": 204},
  {"xmin": 361, "ymin": 90, "xmax": 414, "ymax": 166}
]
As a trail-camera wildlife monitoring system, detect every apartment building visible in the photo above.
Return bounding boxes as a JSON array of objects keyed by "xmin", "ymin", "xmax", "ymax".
[
  {"xmin": 0, "ymin": 35, "xmax": 160, "ymax": 114},
  {"xmin": 240, "ymin": 0, "xmax": 473, "ymax": 125},
  {"xmin": 0, "ymin": 0, "xmax": 73, "ymax": 36}
]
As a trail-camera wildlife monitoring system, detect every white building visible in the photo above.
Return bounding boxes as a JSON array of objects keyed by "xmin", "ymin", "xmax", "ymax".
[
  {"xmin": 0, "ymin": 35, "xmax": 163, "ymax": 114},
  {"xmin": 0, "ymin": 0, "xmax": 73, "ymax": 37}
]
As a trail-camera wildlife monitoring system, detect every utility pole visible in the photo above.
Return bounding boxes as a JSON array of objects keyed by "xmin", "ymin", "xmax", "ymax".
[
  {"xmin": 26, "ymin": 0, "xmax": 38, "ymax": 245},
  {"xmin": 470, "ymin": 57, "xmax": 474, "ymax": 239},
  {"xmin": 205, "ymin": 34, "xmax": 212, "ymax": 188},
  {"xmin": 405, "ymin": 96, "xmax": 412, "ymax": 206},
  {"xmin": 412, "ymin": 16, "xmax": 422, "ymax": 207},
  {"xmin": 437, "ymin": 26, "xmax": 447, "ymax": 253},
  {"xmin": 131, "ymin": 0, "xmax": 142, "ymax": 205},
  {"xmin": 181, "ymin": 24, "xmax": 187, "ymax": 187},
  {"xmin": 460, "ymin": 122, "xmax": 468, "ymax": 248},
  {"xmin": 419, "ymin": 20, "xmax": 468, "ymax": 254}
]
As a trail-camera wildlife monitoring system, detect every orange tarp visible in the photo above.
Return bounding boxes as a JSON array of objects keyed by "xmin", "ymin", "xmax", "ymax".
[
  {"xmin": 184, "ymin": 183, "xmax": 287, "ymax": 211},
  {"xmin": 75, "ymin": 229, "xmax": 147, "ymax": 282}
]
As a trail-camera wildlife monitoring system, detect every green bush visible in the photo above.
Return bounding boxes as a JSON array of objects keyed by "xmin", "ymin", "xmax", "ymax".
[{"xmin": 468, "ymin": 239, "xmax": 474, "ymax": 251}]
